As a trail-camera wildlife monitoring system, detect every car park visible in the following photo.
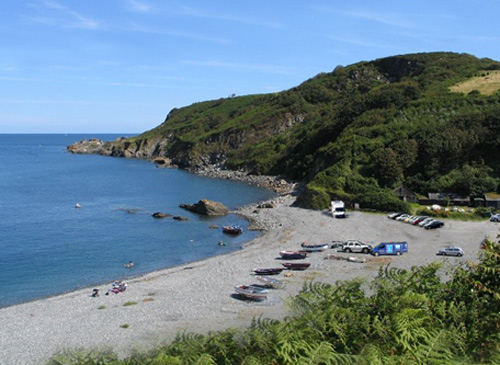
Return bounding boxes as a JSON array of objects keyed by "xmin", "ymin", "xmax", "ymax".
[
  {"xmin": 436, "ymin": 246, "xmax": 464, "ymax": 256},
  {"xmin": 424, "ymin": 220, "xmax": 444, "ymax": 229},
  {"xmin": 490, "ymin": 214, "xmax": 500, "ymax": 222}
]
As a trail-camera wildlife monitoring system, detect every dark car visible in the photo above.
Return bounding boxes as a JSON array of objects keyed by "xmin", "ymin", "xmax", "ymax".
[{"xmin": 424, "ymin": 220, "xmax": 444, "ymax": 229}]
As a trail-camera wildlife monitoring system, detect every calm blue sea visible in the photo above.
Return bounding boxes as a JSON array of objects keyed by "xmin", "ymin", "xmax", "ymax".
[{"xmin": 0, "ymin": 134, "xmax": 275, "ymax": 308}]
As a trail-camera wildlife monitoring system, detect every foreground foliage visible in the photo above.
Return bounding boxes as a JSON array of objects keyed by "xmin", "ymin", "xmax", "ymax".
[{"xmin": 48, "ymin": 238, "xmax": 500, "ymax": 364}]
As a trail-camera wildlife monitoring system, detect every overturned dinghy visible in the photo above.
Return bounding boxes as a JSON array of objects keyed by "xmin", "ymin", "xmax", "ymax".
[
  {"xmin": 256, "ymin": 275, "xmax": 285, "ymax": 289},
  {"xmin": 253, "ymin": 267, "xmax": 283, "ymax": 275},
  {"xmin": 282, "ymin": 262, "xmax": 311, "ymax": 270},
  {"xmin": 234, "ymin": 285, "xmax": 268, "ymax": 301}
]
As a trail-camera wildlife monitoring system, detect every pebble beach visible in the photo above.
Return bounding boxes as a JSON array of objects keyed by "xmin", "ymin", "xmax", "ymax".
[{"xmin": 1, "ymin": 195, "xmax": 498, "ymax": 365}]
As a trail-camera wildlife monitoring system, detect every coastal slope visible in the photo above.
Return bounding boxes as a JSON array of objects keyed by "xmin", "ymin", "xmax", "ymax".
[{"xmin": 68, "ymin": 52, "xmax": 500, "ymax": 211}]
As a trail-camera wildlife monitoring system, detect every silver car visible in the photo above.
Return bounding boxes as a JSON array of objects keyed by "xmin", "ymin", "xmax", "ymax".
[
  {"xmin": 342, "ymin": 240, "xmax": 372, "ymax": 254},
  {"xmin": 437, "ymin": 246, "xmax": 464, "ymax": 257}
]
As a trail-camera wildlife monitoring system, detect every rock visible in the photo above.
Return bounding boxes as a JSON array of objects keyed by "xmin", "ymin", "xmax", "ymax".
[
  {"xmin": 153, "ymin": 157, "xmax": 172, "ymax": 167},
  {"xmin": 152, "ymin": 212, "xmax": 172, "ymax": 218},
  {"xmin": 179, "ymin": 199, "xmax": 230, "ymax": 216},
  {"xmin": 208, "ymin": 225, "xmax": 219, "ymax": 229},
  {"xmin": 257, "ymin": 201, "xmax": 275, "ymax": 209},
  {"xmin": 173, "ymin": 216, "xmax": 188, "ymax": 221}
]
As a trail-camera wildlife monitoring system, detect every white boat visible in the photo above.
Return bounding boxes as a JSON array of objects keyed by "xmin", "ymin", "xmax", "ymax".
[
  {"xmin": 256, "ymin": 276, "xmax": 285, "ymax": 289},
  {"xmin": 300, "ymin": 242, "xmax": 329, "ymax": 252},
  {"xmin": 234, "ymin": 285, "xmax": 268, "ymax": 300}
]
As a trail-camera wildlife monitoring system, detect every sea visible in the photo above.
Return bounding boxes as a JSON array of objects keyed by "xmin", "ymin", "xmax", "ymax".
[{"xmin": 0, "ymin": 134, "xmax": 276, "ymax": 308}]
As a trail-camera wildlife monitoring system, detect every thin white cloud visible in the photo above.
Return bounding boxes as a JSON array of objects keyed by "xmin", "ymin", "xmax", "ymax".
[
  {"xmin": 28, "ymin": 1, "xmax": 100, "ymax": 30},
  {"xmin": 128, "ymin": 22, "xmax": 230, "ymax": 44},
  {"xmin": 327, "ymin": 35, "xmax": 388, "ymax": 49},
  {"xmin": 312, "ymin": 5, "xmax": 414, "ymax": 29},
  {"xmin": 184, "ymin": 60, "xmax": 296, "ymax": 75},
  {"xmin": 125, "ymin": 0, "xmax": 152, "ymax": 13},
  {"xmin": 177, "ymin": 6, "xmax": 283, "ymax": 29}
]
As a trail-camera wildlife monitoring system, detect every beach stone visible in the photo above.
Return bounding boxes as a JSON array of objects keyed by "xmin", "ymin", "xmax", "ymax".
[{"xmin": 179, "ymin": 199, "xmax": 230, "ymax": 216}]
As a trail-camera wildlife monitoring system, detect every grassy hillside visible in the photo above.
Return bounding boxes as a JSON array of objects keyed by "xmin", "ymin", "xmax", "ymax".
[{"xmin": 131, "ymin": 52, "xmax": 500, "ymax": 211}]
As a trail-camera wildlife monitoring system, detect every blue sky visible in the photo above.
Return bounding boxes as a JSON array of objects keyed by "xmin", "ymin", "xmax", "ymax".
[{"xmin": 1, "ymin": 1, "xmax": 499, "ymax": 133}]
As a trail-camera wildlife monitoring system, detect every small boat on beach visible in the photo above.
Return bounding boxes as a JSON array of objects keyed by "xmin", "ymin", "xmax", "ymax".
[
  {"xmin": 279, "ymin": 250, "xmax": 307, "ymax": 260},
  {"xmin": 256, "ymin": 276, "xmax": 285, "ymax": 289},
  {"xmin": 222, "ymin": 225, "xmax": 243, "ymax": 235},
  {"xmin": 300, "ymin": 242, "xmax": 329, "ymax": 252},
  {"xmin": 253, "ymin": 267, "xmax": 283, "ymax": 275},
  {"xmin": 234, "ymin": 285, "xmax": 269, "ymax": 300},
  {"xmin": 282, "ymin": 262, "xmax": 311, "ymax": 270}
]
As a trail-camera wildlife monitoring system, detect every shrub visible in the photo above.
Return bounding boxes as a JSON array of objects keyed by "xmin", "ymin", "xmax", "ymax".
[{"xmin": 356, "ymin": 190, "xmax": 411, "ymax": 212}]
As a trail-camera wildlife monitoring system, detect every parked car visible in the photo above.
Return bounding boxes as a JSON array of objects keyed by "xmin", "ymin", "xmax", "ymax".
[
  {"xmin": 437, "ymin": 246, "xmax": 464, "ymax": 256},
  {"xmin": 331, "ymin": 241, "xmax": 344, "ymax": 249},
  {"xmin": 411, "ymin": 216, "xmax": 427, "ymax": 225},
  {"xmin": 341, "ymin": 240, "xmax": 372, "ymax": 254},
  {"xmin": 490, "ymin": 214, "xmax": 500, "ymax": 222},
  {"xmin": 418, "ymin": 218, "xmax": 435, "ymax": 227},
  {"xmin": 424, "ymin": 220, "xmax": 444, "ymax": 229},
  {"xmin": 396, "ymin": 214, "xmax": 410, "ymax": 221},
  {"xmin": 388, "ymin": 212, "xmax": 404, "ymax": 219}
]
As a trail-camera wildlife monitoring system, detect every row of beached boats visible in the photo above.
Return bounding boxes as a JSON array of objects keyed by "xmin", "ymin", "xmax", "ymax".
[{"xmin": 234, "ymin": 242, "xmax": 329, "ymax": 300}]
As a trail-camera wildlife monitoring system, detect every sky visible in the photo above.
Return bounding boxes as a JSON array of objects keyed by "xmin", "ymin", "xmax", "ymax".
[{"xmin": 1, "ymin": 1, "xmax": 499, "ymax": 134}]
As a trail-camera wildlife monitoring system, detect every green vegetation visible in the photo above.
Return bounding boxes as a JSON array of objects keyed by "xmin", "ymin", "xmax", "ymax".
[
  {"xmin": 123, "ymin": 301, "xmax": 138, "ymax": 307},
  {"xmin": 48, "ymin": 237, "xmax": 500, "ymax": 364},
  {"xmin": 124, "ymin": 52, "xmax": 500, "ymax": 211},
  {"xmin": 97, "ymin": 305, "xmax": 106, "ymax": 310},
  {"xmin": 120, "ymin": 324, "xmax": 129, "ymax": 329}
]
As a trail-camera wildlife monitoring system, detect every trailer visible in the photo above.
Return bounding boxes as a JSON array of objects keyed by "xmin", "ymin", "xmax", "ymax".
[
  {"xmin": 371, "ymin": 241, "xmax": 408, "ymax": 256},
  {"xmin": 331, "ymin": 200, "xmax": 346, "ymax": 218}
]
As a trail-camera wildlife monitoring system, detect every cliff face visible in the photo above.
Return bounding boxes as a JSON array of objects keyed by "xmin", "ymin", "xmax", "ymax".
[{"xmin": 68, "ymin": 110, "xmax": 305, "ymax": 171}]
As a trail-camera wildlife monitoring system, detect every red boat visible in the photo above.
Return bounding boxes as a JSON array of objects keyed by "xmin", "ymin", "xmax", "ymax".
[
  {"xmin": 222, "ymin": 225, "xmax": 243, "ymax": 234},
  {"xmin": 282, "ymin": 262, "xmax": 311, "ymax": 270},
  {"xmin": 279, "ymin": 250, "xmax": 307, "ymax": 260}
]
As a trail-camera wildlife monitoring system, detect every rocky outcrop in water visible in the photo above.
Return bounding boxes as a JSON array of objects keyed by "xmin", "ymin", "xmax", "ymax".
[{"xmin": 179, "ymin": 199, "xmax": 230, "ymax": 216}]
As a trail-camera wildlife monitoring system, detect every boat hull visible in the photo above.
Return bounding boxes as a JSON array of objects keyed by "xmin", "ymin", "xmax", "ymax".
[
  {"xmin": 300, "ymin": 243, "xmax": 329, "ymax": 252},
  {"xmin": 279, "ymin": 250, "xmax": 307, "ymax": 260},
  {"xmin": 253, "ymin": 267, "xmax": 283, "ymax": 275},
  {"xmin": 234, "ymin": 285, "xmax": 268, "ymax": 300},
  {"xmin": 282, "ymin": 262, "xmax": 311, "ymax": 270}
]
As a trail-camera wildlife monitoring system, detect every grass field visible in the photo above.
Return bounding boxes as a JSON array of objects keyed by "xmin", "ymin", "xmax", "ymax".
[{"xmin": 450, "ymin": 70, "xmax": 500, "ymax": 95}]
